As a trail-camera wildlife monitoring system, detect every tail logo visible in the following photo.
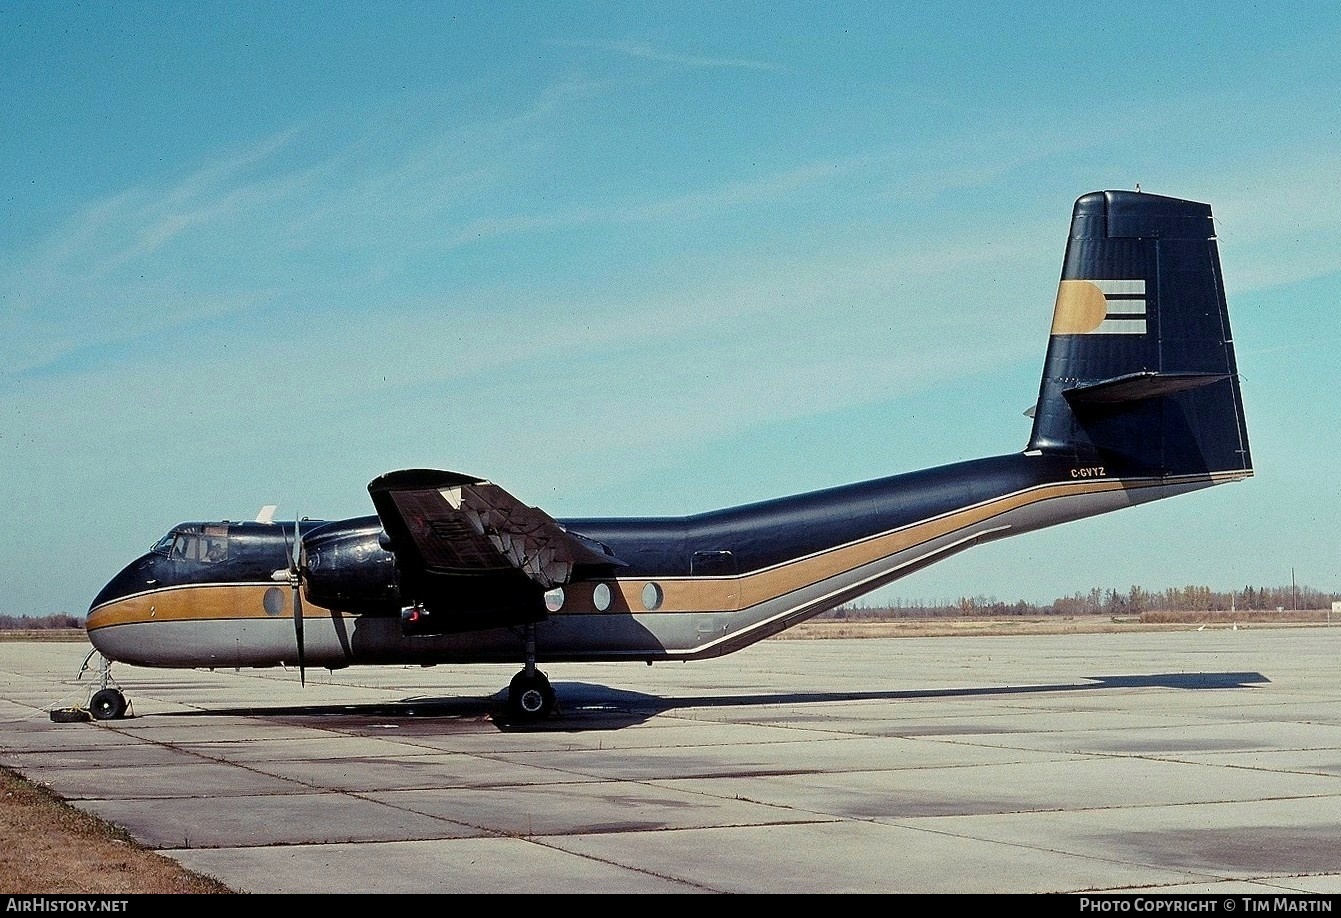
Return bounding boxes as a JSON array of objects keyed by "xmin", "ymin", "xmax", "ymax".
[{"xmin": 1050, "ymin": 279, "xmax": 1147, "ymax": 335}]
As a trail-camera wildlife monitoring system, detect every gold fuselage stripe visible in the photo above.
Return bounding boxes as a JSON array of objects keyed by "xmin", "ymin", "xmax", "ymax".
[{"xmin": 86, "ymin": 583, "xmax": 342, "ymax": 631}]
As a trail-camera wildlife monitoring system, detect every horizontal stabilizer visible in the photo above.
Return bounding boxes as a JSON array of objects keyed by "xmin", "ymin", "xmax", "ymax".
[{"xmin": 1063, "ymin": 372, "xmax": 1230, "ymax": 406}]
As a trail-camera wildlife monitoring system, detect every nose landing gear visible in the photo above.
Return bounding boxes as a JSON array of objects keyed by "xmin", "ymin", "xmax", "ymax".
[{"xmin": 80, "ymin": 651, "xmax": 129, "ymax": 720}]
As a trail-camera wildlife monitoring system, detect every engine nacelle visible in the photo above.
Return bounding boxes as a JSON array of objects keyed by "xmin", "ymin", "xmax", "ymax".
[{"xmin": 302, "ymin": 519, "xmax": 400, "ymax": 613}]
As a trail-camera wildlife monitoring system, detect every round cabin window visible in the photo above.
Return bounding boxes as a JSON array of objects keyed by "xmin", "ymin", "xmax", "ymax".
[{"xmin": 263, "ymin": 587, "xmax": 285, "ymax": 616}]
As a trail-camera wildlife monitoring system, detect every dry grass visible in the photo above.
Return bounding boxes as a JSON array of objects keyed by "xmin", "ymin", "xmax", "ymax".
[
  {"xmin": 0, "ymin": 629, "xmax": 90, "ymax": 643},
  {"xmin": 0, "ymin": 767, "xmax": 233, "ymax": 894}
]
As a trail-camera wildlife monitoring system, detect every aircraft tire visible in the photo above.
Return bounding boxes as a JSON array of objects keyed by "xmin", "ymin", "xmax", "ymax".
[
  {"xmin": 507, "ymin": 671, "xmax": 556, "ymax": 722},
  {"xmin": 89, "ymin": 689, "xmax": 127, "ymax": 721},
  {"xmin": 49, "ymin": 707, "xmax": 91, "ymax": 724}
]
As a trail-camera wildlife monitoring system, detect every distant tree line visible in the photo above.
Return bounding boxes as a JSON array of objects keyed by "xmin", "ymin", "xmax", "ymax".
[
  {"xmin": 0, "ymin": 613, "xmax": 83, "ymax": 630},
  {"xmin": 829, "ymin": 584, "xmax": 1341, "ymax": 619}
]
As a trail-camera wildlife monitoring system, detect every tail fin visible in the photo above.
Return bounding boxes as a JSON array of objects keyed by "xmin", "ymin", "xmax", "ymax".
[{"xmin": 1027, "ymin": 190, "xmax": 1252, "ymax": 478}]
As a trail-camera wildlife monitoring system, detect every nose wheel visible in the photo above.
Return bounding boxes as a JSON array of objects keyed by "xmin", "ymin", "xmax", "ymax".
[{"xmin": 89, "ymin": 688, "xmax": 128, "ymax": 720}]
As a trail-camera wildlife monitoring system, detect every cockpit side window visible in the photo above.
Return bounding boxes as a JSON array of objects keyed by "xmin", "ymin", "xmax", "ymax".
[
  {"xmin": 170, "ymin": 534, "xmax": 199, "ymax": 561},
  {"xmin": 201, "ymin": 525, "xmax": 229, "ymax": 563},
  {"xmin": 159, "ymin": 526, "xmax": 229, "ymax": 563}
]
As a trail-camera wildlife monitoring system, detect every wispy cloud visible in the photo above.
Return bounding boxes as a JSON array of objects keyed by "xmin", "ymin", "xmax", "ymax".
[
  {"xmin": 441, "ymin": 154, "xmax": 865, "ymax": 248},
  {"xmin": 0, "ymin": 67, "xmax": 1112, "ymax": 397},
  {"xmin": 1198, "ymin": 152, "xmax": 1341, "ymax": 294},
  {"xmin": 0, "ymin": 91, "xmax": 592, "ymax": 377},
  {"xmin": 558, "ymin": 38, "xmax": 780, "ymax": 71},
  {"xmin": 0, "ymin": 131, "xmax": 317, "ymax": 375}
]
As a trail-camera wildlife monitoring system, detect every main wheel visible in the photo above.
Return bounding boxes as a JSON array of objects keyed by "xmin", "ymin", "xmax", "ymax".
[
  {"xmin": 89, "ymin": 689, "xmax": 127, "ymax": 720},
  {"xmin": 506, "ymin": 670, "xmax": 556, "ymax": 722}
]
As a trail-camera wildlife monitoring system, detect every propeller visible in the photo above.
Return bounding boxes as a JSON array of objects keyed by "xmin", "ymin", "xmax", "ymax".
[{"xmin": 273, "ymin": 516, "xmax": 306, "ymax": 686}]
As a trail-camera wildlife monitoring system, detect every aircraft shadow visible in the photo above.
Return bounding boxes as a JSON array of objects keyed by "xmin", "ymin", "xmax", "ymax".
[{"xmin": 147, "ymin": 671, "xmax": 1269, "ymax": 733}]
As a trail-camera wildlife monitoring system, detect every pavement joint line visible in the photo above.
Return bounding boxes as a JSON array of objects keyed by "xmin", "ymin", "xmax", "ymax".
[
  {"xmin": 161, "ymin": 835, "xmax": 729, "ymax": 893},
  {"xmin": 900, "ymin": 733, "xmax": 1340, "ymax": 758},
  {"xmin": 40, "ymin": 711, "xmax": 861, "ymax": 846},
  {"xmin": 1110, "ymin": 752, "xmax": 1341, "ymax": 780},
  {"xmin": 872, "ymin": 818, "xmax": 1271, "ymax": 893}
]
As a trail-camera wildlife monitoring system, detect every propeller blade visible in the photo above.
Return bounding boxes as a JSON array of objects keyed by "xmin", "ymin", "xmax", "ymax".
[
  {"xmin": 274, "ymin": 514, "xmax": 308, "ymax": 686},
  {"xmin": 292, "ymin": 517, "xmax": 306, "ymax": 687},
  {"xmin": 293, "ymin": 575, "xmax": 306, "ymax": 687}
]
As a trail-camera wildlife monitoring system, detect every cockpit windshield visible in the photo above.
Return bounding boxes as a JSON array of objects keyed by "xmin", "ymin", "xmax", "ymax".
[{"xmin": 152, "ymin": 525, "xmax": 230, "ymax": 564}]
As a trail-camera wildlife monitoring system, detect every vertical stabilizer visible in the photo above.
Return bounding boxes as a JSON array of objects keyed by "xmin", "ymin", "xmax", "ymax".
[{"xmin": 1027, "ymin": 191, "xmax": 1251, "ymax": 478}]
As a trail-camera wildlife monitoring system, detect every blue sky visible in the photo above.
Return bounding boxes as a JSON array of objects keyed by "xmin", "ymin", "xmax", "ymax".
[{"xmin": 3, "ymin": 2, "xmax": 1339, "ymax": 617}]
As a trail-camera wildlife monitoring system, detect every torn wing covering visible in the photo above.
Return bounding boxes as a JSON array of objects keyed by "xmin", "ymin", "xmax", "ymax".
[{"xmin": 368, "ymin": 469, "xmax": 625, "ymax": 590}]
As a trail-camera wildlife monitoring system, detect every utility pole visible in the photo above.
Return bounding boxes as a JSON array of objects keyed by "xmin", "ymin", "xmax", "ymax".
[{"xmin": 1291, "ymin": 567, "xmax": 1297, "ymax": 611}]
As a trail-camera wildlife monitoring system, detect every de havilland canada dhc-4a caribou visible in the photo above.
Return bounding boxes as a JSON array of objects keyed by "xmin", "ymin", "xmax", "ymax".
[{"xmin": 83, "ymin": 191, "xmax": 1252, "ymax": 723}]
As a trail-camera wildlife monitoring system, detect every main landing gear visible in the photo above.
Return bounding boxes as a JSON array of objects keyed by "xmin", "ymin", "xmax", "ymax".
[{"xmin": 504, "ymin": 622, "xmax": 557, "ymax": 723}]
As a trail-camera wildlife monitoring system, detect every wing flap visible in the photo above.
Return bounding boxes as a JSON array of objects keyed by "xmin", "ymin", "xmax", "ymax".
[{"xmin": 369, "ymin": 469, "xmax": 624, "ymax": 589}]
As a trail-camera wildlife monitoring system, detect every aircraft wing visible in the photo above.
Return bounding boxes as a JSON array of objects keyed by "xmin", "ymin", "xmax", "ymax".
[{"xmin": 368, "ymin": 469, "xmax": 624, "ymax": 589}]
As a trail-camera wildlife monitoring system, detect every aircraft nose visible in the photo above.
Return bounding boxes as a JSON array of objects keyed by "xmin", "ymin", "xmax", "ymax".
[
  {"xmin": 89, "ymin": 554, "xmax": 159, "ymax": 612},
  {"xmin": 86, "ymin": 553, "xmax": 164, "ymax": 661}
]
